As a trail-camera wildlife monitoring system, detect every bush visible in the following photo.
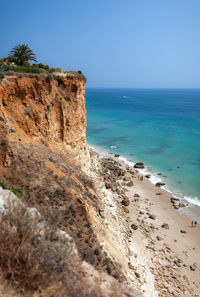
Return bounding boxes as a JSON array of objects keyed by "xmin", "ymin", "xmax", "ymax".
[
  {"xmin": 0, "ymin": 203, "xmax": 73, "ymax": 291},
  {"xmin": 0, "ymin": 182, "xmax": 6, "ymax": 189},
  {"xmin": 9, "ymin": 187, "xmax": 23, "ymax": 198},
  {"xmin": 37, "ymin": 63, "xmax": 50, "ymax": 70},
  {"xmin": 54, "ymin": 67, "xmax": 62, "ymax": 73},
  {"xmin": 64, "ymin": 70, "xmax": 86, "ymax": 82},
  {"xmin": 4, "ymin": 64, "xmax": 44, "ymax": 74},
  {"xmin": 49, "ymin": 67, "xmax": 56, "ymax": 73},
  {"xmin": 0, "ymin": 73, "xmax": 4, "ymax": 79}
]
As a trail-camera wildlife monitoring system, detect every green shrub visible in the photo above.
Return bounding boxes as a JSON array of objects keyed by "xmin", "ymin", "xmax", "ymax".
[
  {"xmin": 49, "ymin": 67, "xmax": 56, "ymax": 73},
  {"xmin": 36, "ymin": 63, "xmax": 50, "ymax": 70},
  {"xmin": 31, "ymin": 63, "xmax": 38, "ymax": 68},
  {"xmin": 4, "ymin": 64, "xmax": 44, "ymax": 74},
  {"xmin": 0, "ymin": 182, "xmax": 6, "ymax": 189},
  {"xmin": 9, "ymin": 187, "xmax": 23, "ymax": 198},
  {"xmin": 0, "ymin": 73, "xmax": 4, "ymax": 79}
]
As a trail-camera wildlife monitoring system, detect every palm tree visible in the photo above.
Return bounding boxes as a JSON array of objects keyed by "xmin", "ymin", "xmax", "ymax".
[{"xmin": 8, "ymin": 44, "xmax": 37, "ymax": 66}]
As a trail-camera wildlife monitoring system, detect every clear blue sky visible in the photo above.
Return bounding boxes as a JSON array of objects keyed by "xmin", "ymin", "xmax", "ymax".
[{"xmin": 1, "ymin": 0, "xmax": 200, "ymax": 88}]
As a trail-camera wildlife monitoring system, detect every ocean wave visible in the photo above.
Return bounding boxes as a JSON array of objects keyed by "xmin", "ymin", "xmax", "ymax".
[
  {"xmin": 183, "ymin": 196, "xmax": 200, "ymax": 207},
  {"xmin": 109, "ymin": 145, "xmax": 119, "ymax": 149}
]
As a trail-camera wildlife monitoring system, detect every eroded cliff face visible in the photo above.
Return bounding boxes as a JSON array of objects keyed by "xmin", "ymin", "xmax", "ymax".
[
  {"xmin": 0, "ymin": 76, "xmax": 90, "ymax": 172},
  {"xmin": 0, "ymin": 76, "xmax": 142, "ymax": 297}
]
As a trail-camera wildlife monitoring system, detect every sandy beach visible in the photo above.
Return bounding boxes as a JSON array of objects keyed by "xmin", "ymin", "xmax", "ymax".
[{"xmin": 90, "ymin": 147, "xmax": 200, "ymax": 297}]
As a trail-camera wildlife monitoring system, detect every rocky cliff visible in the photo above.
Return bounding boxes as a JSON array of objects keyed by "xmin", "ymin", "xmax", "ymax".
[
  {"xmin": 0, "ymin": 75, "xmax": 90, "ymax": 172},
  {"xmin": 0, "ymin": 75, "xmax": 142, "ymax": 297}
]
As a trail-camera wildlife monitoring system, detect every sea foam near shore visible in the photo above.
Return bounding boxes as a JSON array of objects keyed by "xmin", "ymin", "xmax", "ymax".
[{"xmin": 89, "ymin": 145, "xmax": 200, "ymax": 212}]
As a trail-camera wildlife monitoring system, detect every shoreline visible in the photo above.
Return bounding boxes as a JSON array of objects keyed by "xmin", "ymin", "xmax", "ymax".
[
  {"xmin": 89, "ymin": 145, "xmax": 200, "ymax": 296},
  {"xmin": 89, "ymin": 144, "xmax": 200, "ymax": 223}
]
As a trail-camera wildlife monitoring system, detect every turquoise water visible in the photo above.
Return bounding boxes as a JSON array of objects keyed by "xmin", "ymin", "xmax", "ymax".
[{"xmin": 86, "ymin": 88, "xmax": 200, "ymax": 205}]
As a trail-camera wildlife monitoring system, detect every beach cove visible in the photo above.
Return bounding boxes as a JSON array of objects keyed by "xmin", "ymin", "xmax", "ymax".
[{"xmin": 89, "ymin": 146, "xmax": 200, "ymax": 296}]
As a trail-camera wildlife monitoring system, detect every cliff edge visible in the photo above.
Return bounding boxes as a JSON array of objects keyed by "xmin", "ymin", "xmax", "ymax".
[{"xmin": 0, "ymin": 75, "xmax": 142, "ymax": 297}]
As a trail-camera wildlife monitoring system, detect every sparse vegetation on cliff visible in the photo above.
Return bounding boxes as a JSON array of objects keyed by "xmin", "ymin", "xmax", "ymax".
[
  {"xmin": 0, "ymin": 45, "xmax": 86, "ymax": 81},
  {"xmin": 0, "ymin": 202, "xmax": 73, "ymax": 291}
]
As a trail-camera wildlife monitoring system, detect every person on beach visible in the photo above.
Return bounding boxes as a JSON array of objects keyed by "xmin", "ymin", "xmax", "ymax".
[
  {"xmin": 194, "ymin": 221, "xmax": 197, "ymax": 227},
  {"xmin": 192, "ymin": 221, "xmax": 194, "ymax": 227}
]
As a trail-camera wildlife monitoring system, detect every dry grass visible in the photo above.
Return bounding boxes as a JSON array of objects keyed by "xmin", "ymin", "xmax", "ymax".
[
  {"xmin": 0, "ymin": 199, "xmax": 140, "ymax": 297},
  {"xmin": 4, "ymin": 70, "xmax": 86, "ymax": 82},
  {"xmin": 0, "ymin": 202, "xmax": 73, "ymax": 291}
]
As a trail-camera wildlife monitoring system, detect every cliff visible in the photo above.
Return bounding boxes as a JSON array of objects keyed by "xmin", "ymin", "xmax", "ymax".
[
  {"xmin": 0, "ymin": 75, "xmax": 90, "ymax": 172},
  {"xmin": 0, "ymin": 75, "xmax": 142, "ymax": 297}
]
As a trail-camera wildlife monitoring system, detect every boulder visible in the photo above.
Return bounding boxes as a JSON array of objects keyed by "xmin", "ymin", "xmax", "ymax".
[
  {"xmin": 121, "ymin": 199, "xmax": 130, "ymax": 207},
  {"xmin": 145, "ymin": 174, "xmax": 151, "ymax": 178},
  {"xmin": 123, "ymin": 176, "xmax": 130, "ymax": 181},
  {"xmin": 155, "ymin": 182, "xmax": 165, "ymax": 187},
  {"xmin": 134, "ymin": 193, "xmax": 140, "ymax": 197},
  {"xmin": 134, "ymin": 162, "xmax": 144, "ymax": 169},
  {"xmin": 114, "ymin": 154, "xmax": 120, "ymax": 158},
  {"xmin": 127, "ymin": 181, "xmax": 133, "ymax": 187},
  {"xmin": 178, "ymin": 203, "xmax": 185, "ymax": 208},
  {"xmin": 180, "ymin": 230, "xmax": 187, "ymax": 234},
  {"xmin": 128, "ymin": 262, "xmax": 134, "ymax": 269},
  {"xmin": 161, "ymin": 223, "xmax": 169, "ymax": 229},
  {"xmin": 149, "ymin": 214, "xmax": 156, "ymax": 220},
  {"xmin": 122, "ymin": 207, "xmax": 129, "ymax": 213},
  {"xmin": 170, "ymin": 197, "xmax": 179, "ymax": 202},
  {"xmin": 174, "ymin": 260, "xmax": 181, "ymax": 267},
  {"xmin": 105, "ymin": 182, "xmax": 111, "ymax": 189},
  {"xmin": 131, "ymin": 223, "xmax": 138, "ymax": 230}
]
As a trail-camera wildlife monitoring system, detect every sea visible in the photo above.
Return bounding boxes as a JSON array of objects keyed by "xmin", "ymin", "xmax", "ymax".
[{"xmin": 86, "ymin": 88, "xmax": 200, "ymax": 207}]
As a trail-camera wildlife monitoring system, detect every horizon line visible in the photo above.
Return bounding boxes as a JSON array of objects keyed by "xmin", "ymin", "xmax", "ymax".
[{"xmin": 86, "ymin": 86, "xmax": 200, "ymax": 89}]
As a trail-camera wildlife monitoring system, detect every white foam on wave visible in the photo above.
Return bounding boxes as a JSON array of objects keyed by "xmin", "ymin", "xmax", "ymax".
[
  {"xmin": 183, "ymin": 196, "xmax": 200, "ymax": 207},
  {"xmin": 118, "ymin": 155, "xmax": 135, "ymax": 167},
  {"xmin": 118, "ymin": 156, "xmax": 162, "ymax": 185}
]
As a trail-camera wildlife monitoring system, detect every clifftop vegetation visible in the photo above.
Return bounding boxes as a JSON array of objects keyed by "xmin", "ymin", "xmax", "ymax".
[{"xmin": 0, "ymin": 44, "xmax": 86, "ymax": 82}]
